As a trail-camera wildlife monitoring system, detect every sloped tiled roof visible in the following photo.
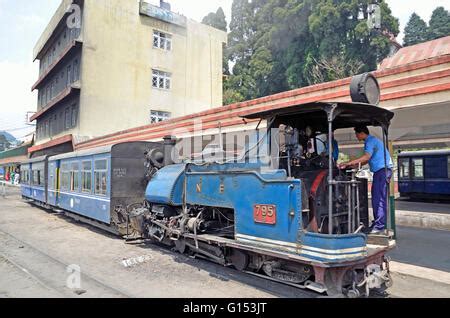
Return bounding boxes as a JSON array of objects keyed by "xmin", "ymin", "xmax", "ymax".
[{"xmin": 380, "ymin": 36, "xmax": 450, "ymax": 70}]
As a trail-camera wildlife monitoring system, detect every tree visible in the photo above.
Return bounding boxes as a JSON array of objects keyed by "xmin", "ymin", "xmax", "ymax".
[
  {"xmin": 202, "ymin": 7, "xmax": 227, "ymax": 32},
  {"xmin": 224, "ymin": 0, "xmax": 258, "ymax": 101},
  {"xmin": 428, "ymin": 7, "xmax": 450, "ymax": 41},
  {"xmin": 224, "ymin": 0, "xmax": 399, "ymax": 103},
  {"xmin": 202, "ymin": 8, "xmax": 229, "ymax": 75},
  {"xmin": 308, "ymin": 0, "xmax": 399, "ymax": 79},
  {"xmin": 403, "ymin": 13, "xmax": 428, "ymax": 46}
]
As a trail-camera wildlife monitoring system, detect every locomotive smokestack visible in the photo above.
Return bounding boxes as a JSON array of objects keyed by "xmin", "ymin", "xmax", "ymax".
[{"xmin": 163, "ymin": 135, "xmax": 176, "ymax": 166}]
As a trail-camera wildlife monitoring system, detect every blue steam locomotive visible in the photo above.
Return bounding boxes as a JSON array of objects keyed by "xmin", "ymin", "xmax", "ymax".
[{"xmin": 21, "ymin": 75, "xmax": 396, "ymax": 297}]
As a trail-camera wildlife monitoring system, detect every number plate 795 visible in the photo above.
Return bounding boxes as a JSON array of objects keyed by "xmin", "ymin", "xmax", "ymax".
[{"xmin": 253, "ymin": 204, "xmax": 277, "ymax": 225}]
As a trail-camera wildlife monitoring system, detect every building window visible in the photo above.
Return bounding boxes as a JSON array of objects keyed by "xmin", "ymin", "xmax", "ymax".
[
  {"xmin": 59, "ymin": 112, "xmax": 64, "ymax": 133},
  {"xmin": 47, "ymin": 86, "xmax": 51, "ymax": 104},
  {"xmin": 60, "ymin": 163, "xmax": 70, "ymax": 191},
  {"xmin": 73, "ymin": 59, "xmax": 79, "ymax": 81},
  {"xmin": 45, "ymin": 120, "xmax": 50, "ymax": 138},
  {"xmin": 150, "ymin": 110, "xmax": 171, "ymax": 124},
  {"xmin": 65, "ymin": 107, "xmax": 71, "ymax": 129},
  {"xmin": 152, "ymin": 70, "xmax": 171, "ymax": 90},
  {"xmin": 52, "ymin": 114, "xmax": 57, "ymax": 136},
  {"xmin": 153, "ymin": 31, "xmax": 172, "ymax": 51},
  {"xmin": 412, "ymin": 158, "xmax": 424, "ymax": 179},
  {"xmin": 71, "ymin": 105, "xmax": 77, "ymax": 128},
  {"xmin": 94, "ymin": 159, "xmax": 108, "ymax": 196},
  {"xmin": 67, "ymin": 65, "xmax": 72, "ymax": 86},
  {"xmin": 82, "ymin": 161, "xmax": 92, "ymax": 193},
  {"xmin": 70, "ymin": 162, "xmax": 80, "ymax": 192},
  {"xmin": 399, "ymin": 158, "xmax": 410, "ymax": 179}
]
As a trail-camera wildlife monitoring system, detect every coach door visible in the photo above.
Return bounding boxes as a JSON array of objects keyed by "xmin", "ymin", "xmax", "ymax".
[{"xmin": 48, "ymin": 161, "xmax": 58, "ymax": 206}]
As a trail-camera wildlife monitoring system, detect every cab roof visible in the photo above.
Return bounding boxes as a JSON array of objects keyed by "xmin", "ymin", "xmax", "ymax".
[{"xmin": 242, "ymin": 102, "xmax": 394, "ymax": 130}]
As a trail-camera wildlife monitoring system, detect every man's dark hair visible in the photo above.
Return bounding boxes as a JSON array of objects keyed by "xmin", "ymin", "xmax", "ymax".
[{"xmin": 354, "ymin": 125, "xmax": 370, "ymax": 135}]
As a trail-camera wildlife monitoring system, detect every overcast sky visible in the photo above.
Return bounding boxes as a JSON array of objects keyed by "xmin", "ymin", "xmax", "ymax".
[{"xmin": 0, "ymin": 0, "xmax": 449, "ymax": 139}]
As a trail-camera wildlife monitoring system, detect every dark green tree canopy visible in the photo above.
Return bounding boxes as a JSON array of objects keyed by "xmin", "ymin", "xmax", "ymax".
[
  {"xmin": 428, "ymin": 7, "xmax": 450, "ymax": 41},
  {"xmin": 223, "ymin": 0, "xmax": 399, "ymax": 104},
  {"xmin": 404, "ymin": 13, "xmax": 428, "ymax": 46},
  {"xmin": 202, "ymin": 8, "xmax": 229, "ymax": 76},
  {"xmin": 202, "ymin": 7, "xmax": 228, "ymax": 32}
]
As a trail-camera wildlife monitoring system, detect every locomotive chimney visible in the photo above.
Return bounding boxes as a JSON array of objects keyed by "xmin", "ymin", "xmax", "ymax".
[{"xmin": 163, "ymin": 135, "xmax": 176, "ymax": 166}]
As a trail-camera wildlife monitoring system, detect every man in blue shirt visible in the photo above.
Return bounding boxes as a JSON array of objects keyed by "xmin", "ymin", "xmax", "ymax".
[{"xmin": 339, "ymin": 126, "xmax": 393, "ymax": 234}]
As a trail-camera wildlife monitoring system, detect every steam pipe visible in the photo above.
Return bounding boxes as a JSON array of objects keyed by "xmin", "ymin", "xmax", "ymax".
[
  {"xmin": 328, "ymin": 116, "xmax": 334, "ymax": 235},
  {"xmin": 383, "ymin": 128, "xmax": 391, "ymax": 233}
]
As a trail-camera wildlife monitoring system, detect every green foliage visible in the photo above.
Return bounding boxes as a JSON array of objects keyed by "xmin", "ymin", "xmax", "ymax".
[
  {"xmin": 201, "ymin": 8, "xmax": 229, "ymax": 75},
  {"xmin": 202, "ymin": 7, "xmax": 227, "ymax": 32},
  {"xmin": 428, "ymin": 7, "xmax": 450, "ymax": 41},
  {"xmin": 403, "ymin": 7, "xmax": 450, "ymax": 47},
  {"xmin": 404, "ymin": 13, "xmax": 428, "ymax": 46},
  {"xmin": 223, "ymin": 0, "xmax": 399, "ymax": 104}
]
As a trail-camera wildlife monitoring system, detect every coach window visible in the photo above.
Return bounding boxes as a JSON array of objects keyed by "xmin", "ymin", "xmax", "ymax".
[
  {"xmin": 60, "ymin": 163, "xmax": 70, "ymax": 191},
  {"xmin": 23, "ymin": 169, "xmax": 30, "ymax": 184},
  {"xmin": 447, "ymin": 156, "xmax": 450, "ymax": 179},
  {"xmin": 33, "ymin": 170, "xmax": 40, "ymax": 186},
  {"xmin": 70, "ymin": 162, "xmax": 80, "ymax": 192},
  {"xmin": 21, "ymin": 170, "xmax": 25, "ymax": 183},
  {"xmin": 399, "ymin": 158, "xmax": 410, "ymax": 179},
  {"xmin": 94, "ymin": 159, "xmax": 108, "ymax": 196},
  {"xmin": 412, "ymin": 158, "xmax": 424, "ymax": 179},
  {"xmin": 31, "ymin": 170, "xmax": 36, "ymax": 185},
  {"xmin": 82, "ymin": 161, "xmax": 92, "ymax": 193},
  {"xmin": 39, "ymin": 168, "xmax": 44, "ymax": 186}
]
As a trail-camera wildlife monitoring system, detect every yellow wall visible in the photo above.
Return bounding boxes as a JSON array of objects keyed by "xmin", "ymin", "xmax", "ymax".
[{"xmin": 77, "ymin": 0, "xmax": 227, "ymax": 138}]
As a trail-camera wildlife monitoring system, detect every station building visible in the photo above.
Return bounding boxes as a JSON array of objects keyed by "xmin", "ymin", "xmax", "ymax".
[{"xmin": 28, "ymin": 0, "xmax": 227, "ymax": 157}]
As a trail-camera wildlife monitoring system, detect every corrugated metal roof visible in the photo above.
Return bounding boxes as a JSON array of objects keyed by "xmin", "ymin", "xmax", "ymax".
[
  {"xmin": 49, "ymin": 145, "xmax": 113, "ymax": 161},
  {"xmin": 22, "ymin": 155, "xmax": 48, "ymax": 164},
  {"xmin": 380, "ymin": 36, "xmax": 450, "ymax": 70},
  {"xmin": 0, "ymin": 144, "xmax": 31, "ymax": 160}
]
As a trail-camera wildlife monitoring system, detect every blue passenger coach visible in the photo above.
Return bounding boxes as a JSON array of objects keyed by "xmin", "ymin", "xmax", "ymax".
[
  {"xmin": 21, "ymin": 142, "xmax": 164, "ymax": 235},
  {"xmin": 398, "ymin": 149, "xmax": 450, "ymax": 200},
  {"xmin": 49, "ymin": 146, "xmax": 113, "ymax": 225},
  {"xmin": 21, "ymin": 156, "xmax": 48, "ymax": 205}
]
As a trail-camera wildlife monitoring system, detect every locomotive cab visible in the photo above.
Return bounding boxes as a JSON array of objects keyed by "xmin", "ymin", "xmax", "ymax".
[{"xmin": 244, "ymin": 101, "xmax": 394, "ymax": 237}]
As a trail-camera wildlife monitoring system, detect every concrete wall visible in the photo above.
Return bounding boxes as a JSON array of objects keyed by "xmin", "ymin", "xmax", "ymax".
[{"xmin": 77, "ymin": 0, "xmax": 226, "ymax": 139}]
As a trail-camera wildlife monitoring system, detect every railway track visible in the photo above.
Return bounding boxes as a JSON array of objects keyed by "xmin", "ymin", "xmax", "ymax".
[{"xmin": 0, "ymin": 228, "xmax": 133, "ymax": 298}]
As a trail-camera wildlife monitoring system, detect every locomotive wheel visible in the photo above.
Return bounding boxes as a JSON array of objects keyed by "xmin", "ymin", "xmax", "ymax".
[{"xmin": 229, "ymin": 249, "xmax": 249, "ymax": 271}]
